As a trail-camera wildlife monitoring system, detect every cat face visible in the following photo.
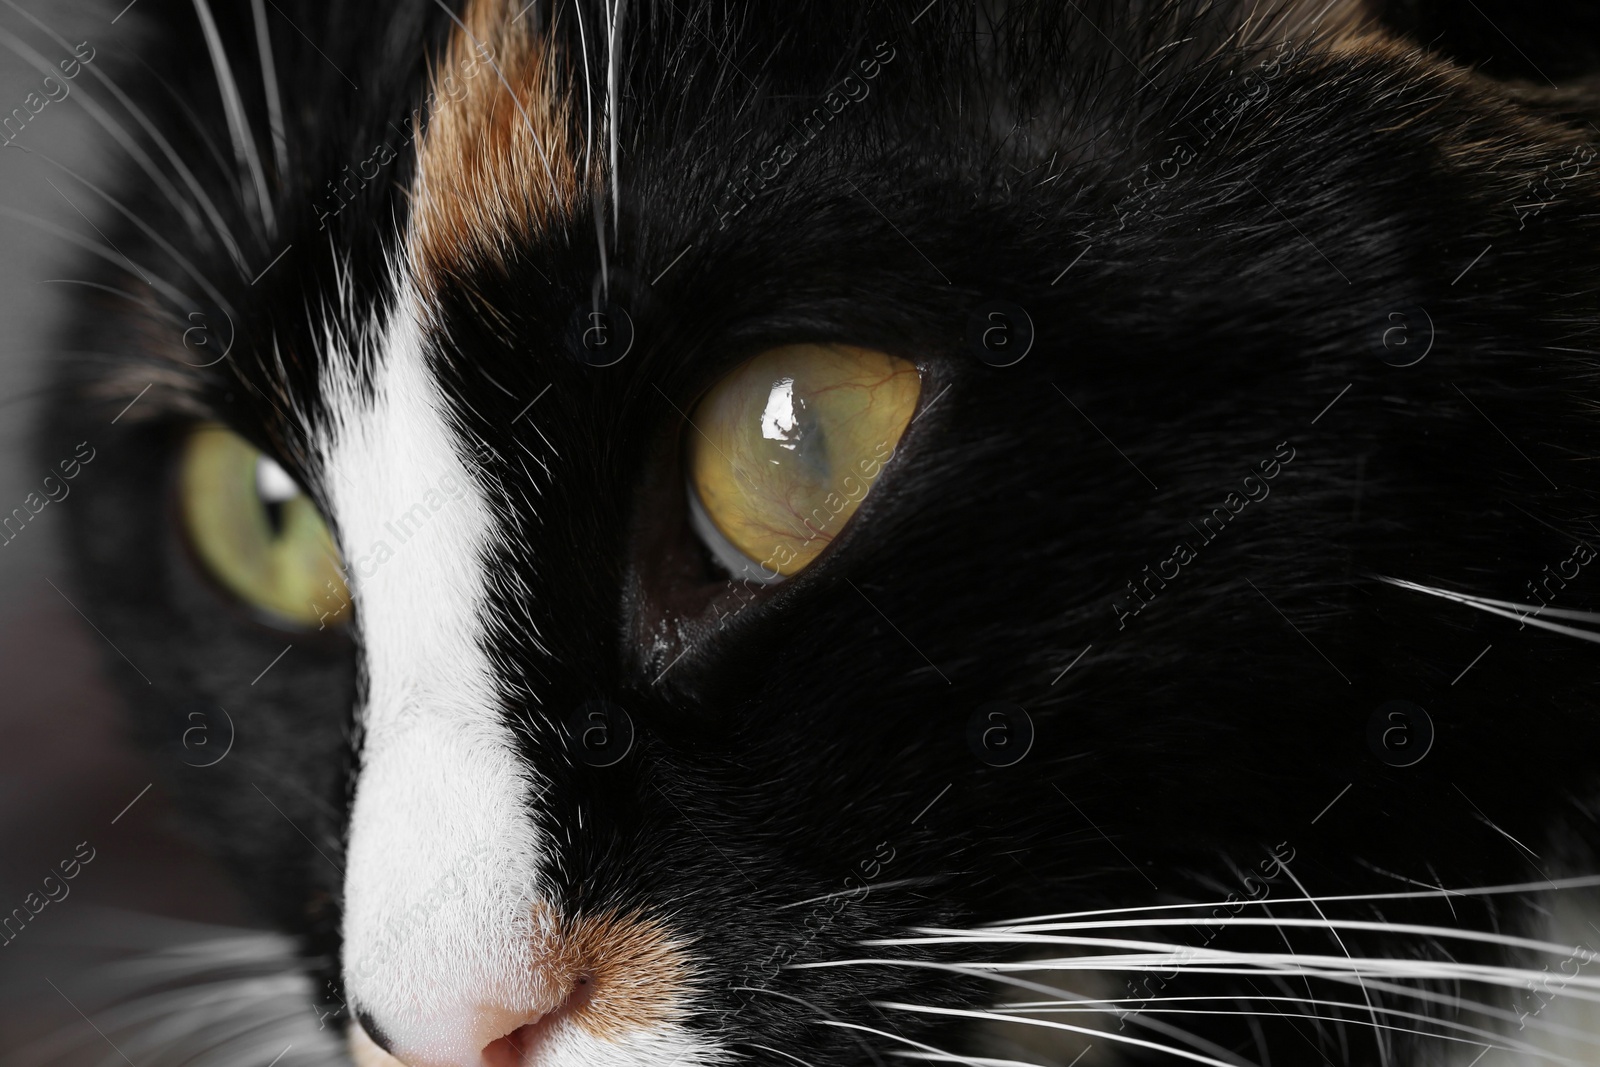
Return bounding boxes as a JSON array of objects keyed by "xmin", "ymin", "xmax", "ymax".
[{"xmin": 46, "ymin": 0, "xmax": 1600, "ymax": 1064}]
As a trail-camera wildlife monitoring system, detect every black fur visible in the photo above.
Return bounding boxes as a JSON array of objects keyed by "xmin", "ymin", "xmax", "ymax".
[{"xmin": 40, "ymin": 0, "xmax": 1600, "ymax": 1063}]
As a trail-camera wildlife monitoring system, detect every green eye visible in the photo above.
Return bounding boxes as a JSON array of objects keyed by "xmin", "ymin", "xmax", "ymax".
[
  {"xmin": 178, "ymin": 424, "xmax": 348, "ymax": 628},
  {"xmin": 687, "ymin": 344, "xmax": 920, "ymax": 582}
]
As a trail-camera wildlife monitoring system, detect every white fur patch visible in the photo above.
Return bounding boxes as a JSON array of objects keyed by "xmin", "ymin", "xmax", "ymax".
[
  {"xmin": 319, "ymin": 275, "xmax": 727, "ymax": 1067},
  {"xmin": 321, "ymin": 279, "xmax": 549, "ymax": 1063}
]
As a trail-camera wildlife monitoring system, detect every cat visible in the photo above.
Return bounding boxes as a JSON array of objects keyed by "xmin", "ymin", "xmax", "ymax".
[{"xmin": 25, "ymin": 0, "xmax": 1600, "ymax": 1063}]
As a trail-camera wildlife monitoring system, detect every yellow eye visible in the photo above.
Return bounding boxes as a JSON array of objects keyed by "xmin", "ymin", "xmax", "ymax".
[
  {"xmin": 687, "ymin": 344, "xmax": 920, "ymax": 582},
  {"xmin": 178, "ymin": 424, "xmax": 348, "ymax": 628}
]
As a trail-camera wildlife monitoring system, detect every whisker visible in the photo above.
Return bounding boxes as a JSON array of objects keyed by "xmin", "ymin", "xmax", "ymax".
[
  {"xmin": 844, "ymin": 1007, "xmax": 1254, "ymax": 1067},
  {"xmin": 605, "ymin": 0, "xmax": 623, "ymax": 244},
  {"xmin": 0, "ymin": 0, "xmax": 255, "ymax": 274},
  {"xmin": 892, "ymin": 915, "xmax": 1600, "ymax": 969},
  {"xmin": 737, "ymin": 1042, "xmax": 827, "ymax": 1067},
  {"xmin": 980, "ymin": 873, "xmax": 1600, "ymax": 927},
  {"xmin": 989, "ymin": 996, "xmax": 1581, "ymax": 1055},
  {"xmin": 817, "ymin": 952, "xmax": 1600, "ymax": 1062},
  {"xmin": 731, "ymin": 986, "xmax": 888, "ymax": 1067},
  {"xmin": 881, "ymin": 1002, "xmax": 1578, "ymax": 1067},
  {"xmin": 248, "ymin": 0, "xmax": 289, "ymax": 177},
  {"xmin": 571, "ymin": 0, "xmax": 594, "ymax": 181},
  {"xmin": 1271, "ymin": 863, "xmax": 1389, "ymax": 1067},
  {"xmin": 37, "ymin": 279, "xmax": 190, "ymax": 329},
  {"xmin": 1376, "ymin": 576, "xmax": 1600, "ymax": 643},
  {"xmin": 0, "ymin": 25, "xmax": 199, "ymax": 243},
  {"xmin": 796, "ymin": 958, "xmax": 1265, "ymax": 1067},
  {"xmin": 821, "ymin": 1017, "xmax": 1050, "ymax": 1067},
  {"xmin": 771, "ymin": 877, "xmax": 945, "ymax": 912},
  {"xmin": 191, "ymin": 0, "xmax": 277, "ymax": 236},
  {"xmin": 797, "ymin": 948, "xmax": 1600, "ymax": 1002},
  {"xmin": 888, "ymin": 1053, "xmax": 1055, "ymax": 1066},
  {"xmin": 32, "ymin": 150, "xmax": 240, "ymax": 322},
  {"xmin": 0, "ymin": 207, "xmax": 196, "ymax": 311}
]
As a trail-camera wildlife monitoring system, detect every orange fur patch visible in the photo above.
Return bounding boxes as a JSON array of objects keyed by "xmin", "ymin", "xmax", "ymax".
[
  {"xmin": 528, "ymin": 904, "xmax": 695, "ymax": 1041},
  {"xmin": 346, "ymin": 905, "xmax": 692, "ymax": 1061},
  {"xmin": 409, "ymin": 0, "xmax": 584, "ymax": 295}
]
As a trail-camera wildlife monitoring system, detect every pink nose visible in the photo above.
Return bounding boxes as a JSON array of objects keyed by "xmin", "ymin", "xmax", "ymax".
[{"xmin": 349, "ymin": 980, "xmax": 590, "ymax": 1067}]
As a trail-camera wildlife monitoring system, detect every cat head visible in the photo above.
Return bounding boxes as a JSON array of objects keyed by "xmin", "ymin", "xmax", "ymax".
[{"xmin": 45, "ymin": 0, "xmax": 1600, "ymax": 1064}]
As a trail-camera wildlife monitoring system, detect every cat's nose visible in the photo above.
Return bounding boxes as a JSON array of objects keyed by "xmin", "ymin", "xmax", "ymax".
[{"xmin": 347, "ymin": 985, "xmax": 586, "ymax": 1067}]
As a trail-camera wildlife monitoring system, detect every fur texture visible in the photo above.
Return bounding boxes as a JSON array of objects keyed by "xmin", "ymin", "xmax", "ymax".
[{"xmin": 33, "ymin": 0, "xmax": 1600, "ymax": 1063}]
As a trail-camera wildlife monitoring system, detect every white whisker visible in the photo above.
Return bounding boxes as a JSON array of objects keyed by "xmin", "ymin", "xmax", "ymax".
[
  {"xmin": 248, "ymin": 0, "xmax": 290, "ymax": 177},
  {"xmin": 1377, "ymin": 576, "xmax": 1600, "ymax": 643},
  {"xmin": 771, "ymin": 877, "xmax": 944, "ymax": 912},
  {"xmin": 797, "ymin": 948, "xmax": 1600, "ymax": 1002},
  {"xmin": 1272, "ymin": 862, "xmax": 1389, "ymax": 1067},
  {"xmin": 191, "ymin": 0, "xmax": 277, "ymax": 236},
  {"xmin": 888, "ymin": 1053, "xmax": 1057, "ymax": 1066},
  {"xmin": 821, "ymin": 1017, "xmax": 1056, "ymax": 1067},
  {"xmin": 848, "ymin": 1006, "xmax": 1253, "ymax": 1067},
  {"xmin": 33, "ymin": 151, "xmax": 240, "ymax": 323},
  {"xmin": 990, "ymin": 995, "xmax": 1583, "ymax": 1055},
  {"xmin": 0, "ymin": 207, "xmax": 196, "ymax": 310},
  {"xmin": 923, "ymin": 916, "xmax": 1600, "ymax": 971},
  {"xmin": 605, "ymin": 0, "xmax": 624, "ymax": 245},
  {"xmin": 571, "ymin": 0, "xmax": 595, "ymax": 182},
  {"xmin": 980, "ymin": 873, "xmax": 1600, "ymax": 927},
  {"xmin": 0, "ymin": 24, "xmax": 204, "ymax": 245}
]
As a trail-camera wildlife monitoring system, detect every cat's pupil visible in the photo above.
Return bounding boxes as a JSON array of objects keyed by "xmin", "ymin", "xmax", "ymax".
[{"xmin": 254, "ymin": 454, "xmax": 299, "ymax": 536}]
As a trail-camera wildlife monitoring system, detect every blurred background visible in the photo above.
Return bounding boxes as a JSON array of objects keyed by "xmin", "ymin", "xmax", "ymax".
[{"xmin": 0, "ymin": 1, "xmax": 317, "ymax": 1061}]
